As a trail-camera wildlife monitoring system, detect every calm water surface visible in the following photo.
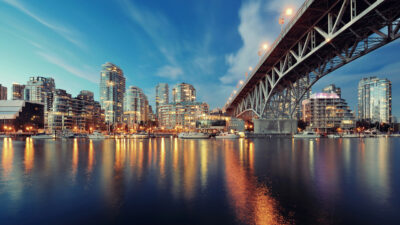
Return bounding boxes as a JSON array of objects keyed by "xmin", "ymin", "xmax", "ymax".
[{"xmin": 0, "ymin": 137, "xmax": 399, "ymax": 225}]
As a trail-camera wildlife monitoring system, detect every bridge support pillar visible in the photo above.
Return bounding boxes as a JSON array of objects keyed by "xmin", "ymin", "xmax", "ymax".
[{"xmin": 253, "ymin": 119, "xmax": 297, "ymax": 135}]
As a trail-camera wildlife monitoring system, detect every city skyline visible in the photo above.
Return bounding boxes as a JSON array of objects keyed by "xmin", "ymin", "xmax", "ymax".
[{"xmin": 1, "ymin": 0, "xmax": 400, "ymax": 118}]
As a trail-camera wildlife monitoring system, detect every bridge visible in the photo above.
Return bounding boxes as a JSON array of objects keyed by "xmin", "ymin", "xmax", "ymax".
[{"xmin": 225, "ymin": 0, "xmax": 400, "ymax": 133}]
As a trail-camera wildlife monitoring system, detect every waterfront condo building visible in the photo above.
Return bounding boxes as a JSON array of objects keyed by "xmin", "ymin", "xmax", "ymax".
[
  {"xmin": 158, "ymin": 101, "xmax": 209, "ymax": 130},
  {"xmin": 358, "ymin": 77, "xmax": 392, "ymax": 123},
  {"xmin": 123, "ymin": 86, "xmax": 149, "ymax": 131},
  {"xmin": 0, "ymin": 84, "xmax": 7, "ymax": 100},
  {"xmin": 155, "ymin": 83, "xmax": 169, "ymax": 117},
  {"xmin": 24, "ymin": 77, "xmax": 55, "ymax": 130},
  {"xmin": 100, "ymin": 62, "xmax": 126, "ymax": 125},
  {"xmin": 302, "ymin": 86, "xmax": 355, "ymax": 133},
  {"xmin": 48, "ymin": 89, "xmax": 104, "ymax": 132},
  {"xmin": 12, "ymin": 83, "xmax": 25, "ymax": 100},
  {"xmin": 172, "ymin": 82, "xmax": 196, "ymax": 103},
  {"xmin": 24, "ymin": 77, "xmax": 55, "ymax": 112}
]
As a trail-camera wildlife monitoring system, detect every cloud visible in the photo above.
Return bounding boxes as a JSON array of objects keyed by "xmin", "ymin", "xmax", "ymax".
[
  {"xmin": 220, "ymin": 0, "xmax": 303, "ymax": 84},
  {"xmin": 37, "ymin": 51, "xmax": 98, "ymax": 83},
  {"xmin": 119, "ymin": 0, "xmax": 218, "ymax": 79},
  {"xmin": 3, "ymin": 0, "xmax": 86, "ymax": 49},
  {"xmin": 156, "ymin": 65, "xmax": 183, "ymax": 80}
]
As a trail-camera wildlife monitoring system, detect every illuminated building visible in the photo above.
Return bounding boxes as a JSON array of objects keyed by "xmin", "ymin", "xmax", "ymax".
[
  {"xmin": 302, "ymin": 87, "xmax": 355, "ymax": 132},
  {"xmin": 155, "ymin": 83, "xmax": 168, "ymax": 117},
  {"xmin": 24, "ymin": 77, "xmax": 55, "ymax": 130},
  {"xmin": 12, "ymin": 83, "xmax": 25, "ymax": 100},
  {"xmin": 0, "ymin": 84, "xmax": 7, "ymax": 100},
  {"xmin": 158, "ymin": 101, "xmax": 209, "ymax": 130},
  {"xmin": 99, "ymin": 62, "xmax": 125, "ymax": 125},
  {"xmin": 172, "ymin": 82, "xmax": 196, "ymax": 103},
  {"xmin": 323, "ymin": 84, "xmax": 341, "ymax": 97},
  {"xmin": 123, "ymin": 86, "xmax": 149, "ymax": 130},
  {"xmin": 48, "ymin": 89, "xmax": 105, "ymax": 132},
  {"xmin": 0, "ymin": 100, "xmax": 44, "ymax": 132},
  {"xmin": 358, "ymin": 77, "xmax": 392, "ymax": 123}
]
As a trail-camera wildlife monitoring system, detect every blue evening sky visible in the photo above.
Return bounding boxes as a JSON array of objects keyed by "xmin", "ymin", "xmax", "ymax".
[{"xmin": 0, "ymin": 0, "xmax": 399, "ymax": 119}]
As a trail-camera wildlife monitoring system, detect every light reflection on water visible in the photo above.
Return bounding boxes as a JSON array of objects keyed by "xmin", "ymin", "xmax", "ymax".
[{"xmin": 0, "ymin": 137, "xmax": 399, "ymax": 224}]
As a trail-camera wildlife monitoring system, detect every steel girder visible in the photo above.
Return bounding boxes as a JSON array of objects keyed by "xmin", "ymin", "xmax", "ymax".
[{"xmin": 230, "ymin": 0, "xmax": 400, "ymax": 120}]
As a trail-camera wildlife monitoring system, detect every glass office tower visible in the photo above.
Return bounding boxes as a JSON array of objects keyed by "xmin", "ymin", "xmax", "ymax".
[
  {"xmin": 155, "ymin": 83, "xmax": 169, "ymax": 117},
  {"xmin": 172, "ymin": 82, "xmax": 196, "ymax": 103},
  {"xmin": 358, "ymin": 77, "xmax": 392, "ymax": 123},
  {"xmin": 100, "ymin": 62, "xmax": 126, "ymax": 125}
]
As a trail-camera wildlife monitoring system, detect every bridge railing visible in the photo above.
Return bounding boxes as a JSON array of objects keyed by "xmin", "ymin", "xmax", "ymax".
[{"xmin": 227, "ymin": 0, "xmax": 315, "ymax": 108}]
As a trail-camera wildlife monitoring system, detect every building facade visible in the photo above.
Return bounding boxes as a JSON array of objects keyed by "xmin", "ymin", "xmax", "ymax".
[
  {"xmin": 0, "ymin": 84, "xmax": 7, "ymax": 100},
  {"xmin": 302, "ymin": 91, "xmax": 355, "ymax": 132},
  {"xmin": 24, "ymin": 77, "xmax": 55, "ymax": 112},
  {"xmin": 100, "ymin": 62, "xmax": 126, "ymax": 125},
  {"xmin": 158, "ymin": 101, "xmax": 209, "ymax": 130},
  {"xmin": 12, "ymin": 83, "xmax": 25, "ymax": 100},
  {"xmin": 155, "ymin": 83, "xmax": 168, "ymax": 117},
  {"xmin": 172, "ymin": 83, "xmax": 196, "ymax": 103},
  {"xmin": 24, "ymin": 77, "xmax": 55, "ymax": 130},
  {"xmin": 358, "ymin": 77, "xmax": 392, "ymax": 123},
  {"xmin": 123, "ymin": 86, "xmax": 149, "ymax": 130},
  {"xmin": 0, "ymin": 100, "xmax": 44, "ymax": 132},
  {"xmin": 48, "ymin": 89, "xmax": 105, "ymax": 132}
]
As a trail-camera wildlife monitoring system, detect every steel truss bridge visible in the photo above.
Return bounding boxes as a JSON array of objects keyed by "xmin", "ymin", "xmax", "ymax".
[{"xmin": 225, "ymin": 0, "xmax": 400, "ymax": 120}]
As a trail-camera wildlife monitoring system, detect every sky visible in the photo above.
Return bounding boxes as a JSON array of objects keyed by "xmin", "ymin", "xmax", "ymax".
[{"xmin": 0, "ymin": 0, "xmax": 399, "ymax": 119}]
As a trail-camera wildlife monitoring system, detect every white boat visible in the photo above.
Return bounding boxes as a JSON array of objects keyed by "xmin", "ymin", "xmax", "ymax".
[
  {"xmin": 342, "ymin": 133, "xmax": 359, "ymax": 138},
  {"xmin": 390, "ymin": 134, "xmax": 400, "ymax": 137},
  {"xmin": 216, "ymin": 132, "xmax": 240, "ymax": 139},
  {"xmin": 31, "ymin": 133, "xmax": 56, "ymax": 139},
  {"xmin": 293, "ymin": 131, "xmax": 320, "ymax": 138},
  {"xmin": 131, "ymin": 132, "xmax": 149, "ymax": 139},
  {"xmin": 0, "ymin": 134, "xmax": 9, "ymax": 138},
  {"xmin": 178, "ymin": 132, "xmax": 210, "ymax": 139},
  {"xmin": 328, "ymin": 134, "xmax": 341, "ymax": 138},
  {"xmin": 88, "ymin": 131, "xmax": 105, "ymax": 139}
]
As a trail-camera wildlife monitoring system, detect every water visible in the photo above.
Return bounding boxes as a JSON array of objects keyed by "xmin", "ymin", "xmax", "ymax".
[{"xmin": 0, "ymin": 137, "xmax": 399, "ymax": 225}]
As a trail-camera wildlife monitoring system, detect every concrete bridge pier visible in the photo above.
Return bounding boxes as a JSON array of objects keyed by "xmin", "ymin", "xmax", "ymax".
[{"xmin": 253, "ymin": 119, "xmax": 297, "ymax": 135}]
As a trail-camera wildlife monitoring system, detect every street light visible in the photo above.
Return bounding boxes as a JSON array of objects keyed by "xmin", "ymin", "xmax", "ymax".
[
  {"xmin": 279, "ymin": 7, "xmax": 294, "ymax": 31},
  {"xmin": 258, "ymin": 42, "xmax": 269, "ymax": 58}
]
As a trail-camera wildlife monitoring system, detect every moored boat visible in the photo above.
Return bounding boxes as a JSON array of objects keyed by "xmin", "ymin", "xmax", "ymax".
[
  {"xmin": 31, "ymin": 133, "xmax": 56, "ymax": 139},
  {"xmin": 178, "ymin": 132, "xmax": 210, "ymax": 139},
  {"xmin": 215, "ymin": 132, "xmax": 240, "ymax": 139},
  {"xmin": 293, "ymin": 131, "xmax": 320, "ymax": 138},
  {"xmin": 131, "ymin": 132, "xmax": 150, "ymax": 139},
  {"xmin": 328, "ymin": 134, "xmax": 341, "ymax": 138},
  {"xmin": 88, "ymin": 131, "xmax": 105, "ymax": 139},
  {"xmin": 342, "ymin": 133, "xmax": 359, "ymax": 138}
]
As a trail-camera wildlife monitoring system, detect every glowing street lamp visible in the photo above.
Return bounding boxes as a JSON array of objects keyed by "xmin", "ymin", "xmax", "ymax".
[{"xmin": 279, "ymin": 7, "xmax": 294, "ymax": 31}]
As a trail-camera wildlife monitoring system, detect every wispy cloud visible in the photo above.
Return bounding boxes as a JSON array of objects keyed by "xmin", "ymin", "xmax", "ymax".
[
  {"xmin": 156, "ymin": 65, "xmax": 183, "ymax": 80},
  {"xmin": 220, "ymin": 0, "xmax": 303, "ymax": 84},
  {"xmin": 3, "ymin": 0, "xmax": 86, "ymax": 49},
  {"xmin": 37, "ymin": 51, "xmax": 98, "ymax": 83},
  {"xmin": 119, "ymin": 0, "xmax": 218, "ymax": 81}
]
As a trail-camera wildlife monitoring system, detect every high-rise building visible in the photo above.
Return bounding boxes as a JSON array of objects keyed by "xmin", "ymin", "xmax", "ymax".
[
  {"xmin": 0, "ymin": 84, "xmax": 7, "ymax": 100},
  {"xmin": 158, "ymin": 101, "xmax": 209, "ymax": 130},
  {"xmin": 24, "ymin": 77, "xmax": 55, "ymax": 130},
  {"xmin": 12, "ymin": 83, "xmax": 25, "ymax": 100},
  {"xmin": 48, "ymin": 89, "xmax": 72, "ymax": 131},
  {"xmin": 123, "ymin": 86, "xmax": 149, "ymax": 130},
  {"xmin": 358, "ymin": 77, "xmax": 392, "ymax": 123},
  {"xmin": 172, "ymin": 82, "xmax": 196, "ymax": 103},
  {"xmin": 48, "ymin": 89, "xmax": 105, "ymax": 132},
  {"xmin": 302, "ymin": 85, "xmax": 355, "ymax": 132},
  {"xmin": 100, "ymin": 62, "xmax": 126, "ymax": 125},
  {"xmin": 24, "ymin": 77, "xmax": 55, "ymax": 111},
  {"xmin": 155, "ymin": 83, "xmax": 168, "ymax": 117},
  {"xmin": 322, "ymin": 84, "xmax": 341, "ymax": 98}
]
